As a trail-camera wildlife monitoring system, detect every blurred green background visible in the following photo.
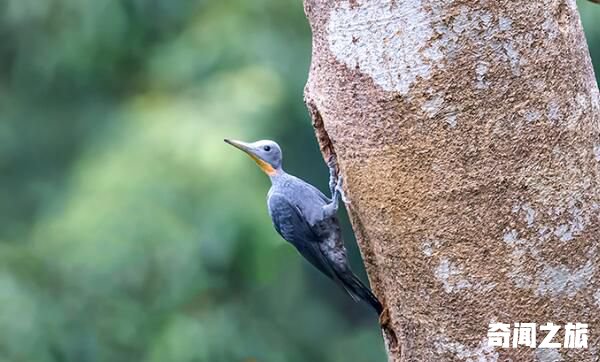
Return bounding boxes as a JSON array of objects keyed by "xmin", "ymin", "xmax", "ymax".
[{"xmin": 0, "ymin": 1, "xmax": 598, "ymax": 361}]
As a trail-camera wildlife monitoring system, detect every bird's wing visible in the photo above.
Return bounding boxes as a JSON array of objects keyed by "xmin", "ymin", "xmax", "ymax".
[
  {"xmin": 268, "ymin": 193, "xmax": 369, "ymax": 305},
  {"xmin": 268, "ymin": 193, "xmax": 336, "ymax": 279},
  {"xmin": 288, "ymin": 174, "xmax": 330, "ymax": 203},
  {"xmin": 305, "ymin": 182, "xmax": 331, "ymax": 203}
]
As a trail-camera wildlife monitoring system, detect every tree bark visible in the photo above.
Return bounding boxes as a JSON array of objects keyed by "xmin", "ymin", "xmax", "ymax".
[{"xmin": 303, "ymin": 1, "xmax": 600, "ymax": 361}]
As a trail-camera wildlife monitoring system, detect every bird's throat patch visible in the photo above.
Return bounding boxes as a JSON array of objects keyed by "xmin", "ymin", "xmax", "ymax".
[{"xmin": 250, "ymin": 155, "xmax": 276, "ymax": 176}]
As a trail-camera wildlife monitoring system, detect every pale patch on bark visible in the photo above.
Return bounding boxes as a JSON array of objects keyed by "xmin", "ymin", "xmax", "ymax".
[
  {"xmin": 565, "ymin": 93, "xmax": 591, "ymax": 129},
  {"xmin": 434, "ymin": 337, "xmax": 499, "ymax": 362},
  {"xmin": 327, "ymin": 2, "xmax": 533, "ymax": 95},
  {"xmin": 594, "ymin": 290, "xmax": 600, "ymax": 307},
  {"xmin": 421, "ymin": 95, "xmax": 445, "ymax": 118},
  {"xmin": 327, "ymin": 0, "xmax": 434, "ymax": 94},
  {"xmin": 503, "ymin": 195, "xmax": 597, "ymax": 296},
  {"xmin": 502, "ymin": 41, "xmax": 521, "ymax": 76},
  {"xmin": 541, "ymin": 17, "xmax": 559, "ymax": 41},
  {"xmin": 435, "ymin": 257, "xmax": 496, "ymax": 293},
  {"xmin": 535, "ymin": 348, "xmax": 563, "ymax": 362},
  {"xmin": 546, "ymin": 100, "xmax": 561, "ymax": 122},
  {"xmin": 421, "ymin": 239, "xmax": 443, "ymax": 257},
  {"xmin": 513, "ymin": 203, "xmax": 536, "ymax": 227},
  {"xmin": 422, "ymin": 242, "xmax": 433, "ymax": 257},
  {"xmin": 593, "ymin": 144, "xmax": 600, "ymax": 162},
  {"xmin": 435, "ymin": 258, "xmax": 472, "ymax": 293},
  {"xmin": 446, "ymin": 113, "xmax": 458, "ymax": 128},
  {"xmin": 536, "ymin": 261, "xmax": 595, "ymax": 298},
  {"xmin": 524, "ymin": 109, "xmax": 542, "ymax": 124},
  {"xmin": 422, "ymin": 90, "xmax": 460, "ymax": 127},
  {"xmin": 422, "ymin": 239, "xmax": 443, "ymax": 257},
  {"xmin": 498, "ymin": 16, "xmax": 512, "ymax": 31},
  {"xmin": 475, "ymin": 61, "xmax": 489, "ymax": 89},
  {"xmin": 503, "ymin": 230, "xmax": 535, "ymax": 288},
  {"xmin": 510, "ymin": 197, "xmax": 591, "ymax": 246}
]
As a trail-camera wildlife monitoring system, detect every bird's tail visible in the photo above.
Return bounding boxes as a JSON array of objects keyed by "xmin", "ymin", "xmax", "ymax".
[{"xmin": 338, "ymin": 270, "xmax": 383, "ymax": 315}]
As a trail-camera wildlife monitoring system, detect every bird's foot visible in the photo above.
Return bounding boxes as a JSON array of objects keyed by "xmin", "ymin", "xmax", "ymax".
[
  {"xmin": 322, "ymin": 177, "xmax": 340, "ymax": 218},
  {"xmin": 326, "ymin": 155, "xmax": 350, "ymax": 205}
]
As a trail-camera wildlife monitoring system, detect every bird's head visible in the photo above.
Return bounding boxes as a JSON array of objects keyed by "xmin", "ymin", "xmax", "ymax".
[{"xmin": 224, "ymin": 139, "xmax": 282, "ymax": 176}]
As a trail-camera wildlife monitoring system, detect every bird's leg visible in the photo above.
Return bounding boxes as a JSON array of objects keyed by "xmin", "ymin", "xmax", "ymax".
[
  {"xmin": 327, "ymin": 155, "xmax": 350, "ymax": 202},
  {"xmin": 326, "ymin": 154, "xmax": 350, "ymax": 204},
  {"xmin": 327, "ymin": 156, "xmax": 338, "ymax": 198},
  {"xmin": 322, "ymin": 175, "xmax": 350, "ymax": 218},
  {"xmin": 322, "ymin": 161, "xmax": 340, "ymax": 218},
  {"xmin": 322, "ymin": 181, "xmax": 340, "ymax": 218},
  {"xmin": 323, "ymin": 155, "xmax": 351, "ymax": 218}
]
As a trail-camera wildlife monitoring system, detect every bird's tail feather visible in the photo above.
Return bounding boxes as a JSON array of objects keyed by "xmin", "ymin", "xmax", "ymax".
[{"xmin": 339, "ymin": 271, "xmax": 383, "ymax": 315}]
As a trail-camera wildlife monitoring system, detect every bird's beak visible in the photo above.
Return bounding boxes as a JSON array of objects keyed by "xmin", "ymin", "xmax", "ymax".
[
  {"xmin": 224, "ymin": 139, "xmax": 253, "ymax": 154},
  {"xmin": 224, "ymin": 139, "xmax": 276, "ymax": 175}
]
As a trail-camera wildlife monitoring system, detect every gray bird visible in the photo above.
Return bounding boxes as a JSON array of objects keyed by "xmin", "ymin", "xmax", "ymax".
[{"xmin": 224, "ymin": 138, "xmax": 382, "ymax": 315}]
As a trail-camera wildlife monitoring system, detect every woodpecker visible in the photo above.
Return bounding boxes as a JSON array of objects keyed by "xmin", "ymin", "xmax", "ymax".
[{"xmin": 224, "ymin": 138, "xmax": 382, "ymax": 315}]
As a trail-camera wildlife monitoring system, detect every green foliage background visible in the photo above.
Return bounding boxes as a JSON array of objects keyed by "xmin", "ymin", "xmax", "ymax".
[{"xmin": 0, "ymin": 1, "xmax": 598, "ymax": 361}]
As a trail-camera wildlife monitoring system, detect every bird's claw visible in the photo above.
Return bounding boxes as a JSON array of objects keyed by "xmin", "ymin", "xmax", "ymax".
[
  {"xmin": 327, "ymin": 154, "xmax": 337, "ymax": 172},
  {"xmin": 326, "ymin": 155, "xmax": 350, "ymax": 204}
]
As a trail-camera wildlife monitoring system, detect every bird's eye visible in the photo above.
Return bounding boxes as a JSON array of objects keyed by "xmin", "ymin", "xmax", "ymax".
[{"xmin": 263, "ymin": 145, "xmax": 271, "ymax": 152}]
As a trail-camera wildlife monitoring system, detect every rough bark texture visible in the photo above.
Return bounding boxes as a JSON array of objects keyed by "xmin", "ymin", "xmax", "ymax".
[{"xmin": 303, "ymin": 1, "xmax": 600, "ymax": 361}]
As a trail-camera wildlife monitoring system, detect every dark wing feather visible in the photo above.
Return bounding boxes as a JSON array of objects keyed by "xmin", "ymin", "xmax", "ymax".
[
  {"xmin": 268, "ymin": 193, "xmax": 336, "ymax": 280},
  {"xmin": 268, "ymin": 193, "xmax": 382, "ymax": 313}
]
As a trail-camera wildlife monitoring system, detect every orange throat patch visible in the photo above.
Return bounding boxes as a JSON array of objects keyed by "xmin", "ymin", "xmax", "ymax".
[{"xmin": 250, "ymin": 155, "xmax": 276, "ymax": 176}]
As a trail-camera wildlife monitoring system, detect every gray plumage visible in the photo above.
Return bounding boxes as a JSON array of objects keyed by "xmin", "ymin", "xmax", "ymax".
[{"xmin": 225, "ymin": 139, "xmax": 382, "ymax": 315}]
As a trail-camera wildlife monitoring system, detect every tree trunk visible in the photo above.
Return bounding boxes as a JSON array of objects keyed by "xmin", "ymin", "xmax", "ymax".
[{"xmin": 303, "ymin": 1, "xmax": 600, "ymax": 361}]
